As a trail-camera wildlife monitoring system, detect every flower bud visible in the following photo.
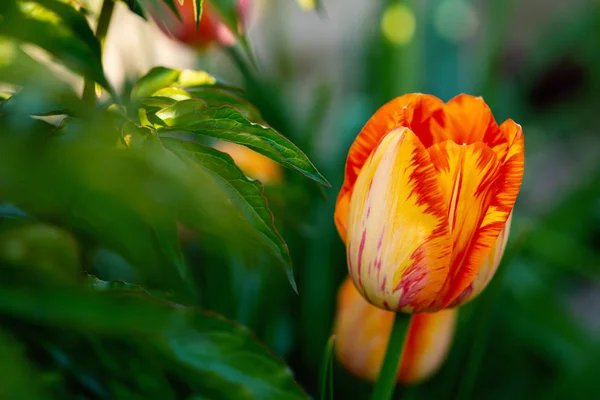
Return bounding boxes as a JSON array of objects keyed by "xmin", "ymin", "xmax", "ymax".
[
  {"xmin": 335, "ymin": 94, "xmax": 524, "ymax": 312},
  {"xmin": 151, "ymin": 0, "xmax": 250, "ymax": 48},
  {"xmin": 334, "ymin": 277, "xmax": 457, "ymax": 384}
]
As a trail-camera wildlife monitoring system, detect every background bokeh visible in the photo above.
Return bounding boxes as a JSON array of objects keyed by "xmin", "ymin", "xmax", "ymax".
[{"xmin": 2, "ymin": 0, "xmax": 600, "ymax": 398}]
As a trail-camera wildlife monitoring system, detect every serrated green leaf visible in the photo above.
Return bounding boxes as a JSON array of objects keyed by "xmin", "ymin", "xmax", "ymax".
[
  {"xmin": 155, "ymin": 100, "xmax": 330, "ymax": 187},
  {"xmin": 161, "ymin": 137, "xmax": 297, "ymax": 292}
]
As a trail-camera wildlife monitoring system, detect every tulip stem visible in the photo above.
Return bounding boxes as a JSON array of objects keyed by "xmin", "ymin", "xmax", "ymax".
[
  {"xmin": 371, "ymin": 312, "xmax": 411, "ymax": 400},
  {"xmin": 83, "ymin": 0, "xmax": 115, "ymax": 105}
]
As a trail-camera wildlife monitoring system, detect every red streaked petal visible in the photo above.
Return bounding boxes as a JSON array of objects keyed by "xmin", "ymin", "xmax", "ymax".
[
  {"xmin": 335, "ymin": 94, "xmax": 444, "ymax": 242},
  {"xmin": 346, "ymin": 128, "xmax": 452, "ymax": 313},
  {"xmin": 449, "ymin": 214, "xmax": 512, "ymax": 307},
  {"xmin": 430, "ymin": 94, "xmax": 508, "ymax": 157},
  {"xmin": 427, "ymin": 140, "xmax": 504, "ymax": 310},
  {"xmin": 460, "ymin": 127, "xmax": 524, "ymax": 302}
]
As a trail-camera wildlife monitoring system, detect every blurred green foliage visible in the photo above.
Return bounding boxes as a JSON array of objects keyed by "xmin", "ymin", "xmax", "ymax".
[{"xmin": 1, "ymin": 0, "xmax": 600, "ymax": 399}]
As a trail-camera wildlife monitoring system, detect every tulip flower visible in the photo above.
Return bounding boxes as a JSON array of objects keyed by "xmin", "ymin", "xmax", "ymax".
[
  {"xmin": 215, "ymin": 141, "xmax": 283, "ymax": 185},
  {"xmin": 151, "ymin": 0, "xmax": 250, "ymax": 48},
  {"xmin": 334, "ymin": 277, "xmax": 457, "ymax": 383},
  {"xmin": 334, "ymin": 94, "xmax": 524, "ymax": 313}
]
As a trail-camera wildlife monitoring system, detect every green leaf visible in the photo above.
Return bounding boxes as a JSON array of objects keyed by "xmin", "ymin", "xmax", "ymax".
[
  {"xmin": 294, "ymin": 0, "xmax": 323, "ymax": 12},
  {"xmin": 155, "ymin": 100, "xmax": 330, "ymax": 187},
  {"xmin": 32, "ymin": 0, "xmax": 100, "ymax": 57},
  {"xmin": 0, "ymin": 40, "xmax": 87, "ymax": 118},
  {"xmin": 0, "ymin": 0, "xmax": 112, "ymax": 92},
  {"xmin": 0, "ymin": 120, "xmax": 250, "ymax": 295},
  {"xmin": 193, "ymin": 0, "xmax": 204, "ymax": 28},
  {"xmin": 119, "ymin": 0, "xmax": 147, "ymax": 19},
  {"xmin": 160, "ymin": 309, "xmax": 308, "ymax": 400},
  {"xmin": 0, "ymin": 284, "xmax": 308, "ymax": 399},
  {"xmin": 0, "ymin": 287, "xmax": 175, "ymax": 333},
  {"xmin": 187, "ymin": 86, "xmax": 263, "ymax": 121},
  {"xmin": 130, "ymin": 67, "xmax": 182, "ymax": 101},
  {"xmin": 0, "ymin": 330, "xmax": 50, "ymax": 399},
  {"xmin": 86, "ymin": 275, "xmax": 148, "ymax": 293},
  {"xmin": 161, "ymin": 137, "xmax": 296, "ymax": 292}
]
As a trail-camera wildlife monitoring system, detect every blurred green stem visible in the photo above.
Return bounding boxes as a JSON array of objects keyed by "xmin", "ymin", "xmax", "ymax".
[
  {"xmin": 82, "ymin": 0, "xmax": 115, "ymax": 105},
  {"xmin": 371, "ymin": 313, "xmax": 411, "ymax": 400},
  {"xmin": 319, "ymin": 335, "xmax": 336, "ymax": 400}
]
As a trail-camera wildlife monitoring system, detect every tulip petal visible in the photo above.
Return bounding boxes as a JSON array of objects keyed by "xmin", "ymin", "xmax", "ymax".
[
  {"xmin": 449, "ymin": 214, "xmax": 512, "ymax": 307},
  {"xmin": 456, "ymin": 125, "xmax": 524, "ymax": 299},
  {"xmin": 347, "ymin": 128, "xmax": 452, "ymax": 313},
  {"xmin": 398, "ymin": 309, "xmax": 458, "ymax": 383},
  {"xmin": 427, "ymin": 140, "xmax": 503, "ymax": 309},
  {"xmin": 430, "ymin": 94, "xmax": 509, "ymax": 158},
  {"xmin": 335, "ymin": 94, "xmax": 444, "ymax": 241},
  {"xmin": 334, "ymin": 277, "xmax": 457, "ymax": 384},
  {"xmin": 334, "ymin": 277, "xmax": 394, "ymax": 382}
]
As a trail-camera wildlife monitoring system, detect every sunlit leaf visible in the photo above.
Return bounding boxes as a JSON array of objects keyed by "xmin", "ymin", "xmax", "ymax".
[
  {"xmin": 0, "ymin": 0, "xmax": 112, "ymax": 93},
  {"xmin": 193, "ymin": 0, "xmax": 204, "ymax": 28},
  {"xmin": 155, "ymin": 99, "xmax": 330, "ymax": 186},
  {"xmin": 295, "ymin": 0, "xmax": 322, "ymax": 12},
  {"xmin": 130, "ymin": 67, "xmax": 181, "ymax": 101}
]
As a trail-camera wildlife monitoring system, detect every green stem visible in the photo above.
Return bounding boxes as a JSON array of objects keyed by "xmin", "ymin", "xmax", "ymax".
[
  {"xmin": 82, "ymin": 0, "xmax": 115, "ymax": 105},
  {"xmin": 371, "ymin": 313, "xmax": 411, "ymax": 400}
]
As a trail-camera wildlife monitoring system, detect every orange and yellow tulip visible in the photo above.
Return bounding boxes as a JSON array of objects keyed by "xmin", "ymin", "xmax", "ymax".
[
  {"xmin": 334, "ymin": 94, "xmax": 524, "ymax": 313},
  {"xmin": 334, "ymin": 277, "xmax": 457, "ymax": 383},
  {"xmin": 151, "ymin": 0, "xmax": 250, "ymax": 49},
  {"xmin": 215, "ymin": 141, "xmax": 283, "ymax": 185}
]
